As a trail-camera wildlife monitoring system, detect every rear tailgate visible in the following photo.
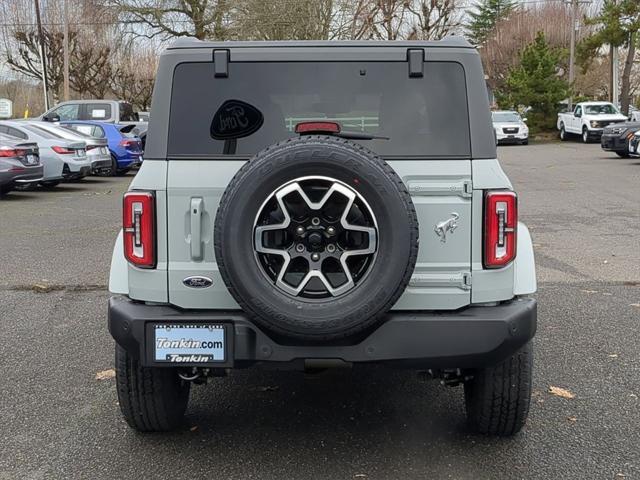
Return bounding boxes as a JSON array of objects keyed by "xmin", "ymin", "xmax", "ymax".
[
  {"xmin": 163, "ymin": 48, "xmax": 473, "ymax": 310},
  {"xmin": 389, "ymin": 160, "xmax": 471, "ymax": 309}
]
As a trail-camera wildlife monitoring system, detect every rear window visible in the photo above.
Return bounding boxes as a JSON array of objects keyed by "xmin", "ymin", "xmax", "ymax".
[
  {"xmin": 0, "ymin": 125, "xmax": 27, "ymax": 139},
  {"xmin": 64, "ymin": 124, "xmax": 102, "ymax": 138},
  {"xmin": 168, "ymin": 61, "xmax": 470, "ymax": 159},
  {"xmin": 25, "ymin": 124, "xmax": 65, "ymax": 139},
  {"xmin": 119, "ymin": 103, "xmax": 138, "ymax": 122},
  {"xmin": 118, "ymin": 124, "xmax": 137, "ymax": 138},
  {"xmin": 86, "ymin": 103, "xmax": 112, "ymax": 121}
]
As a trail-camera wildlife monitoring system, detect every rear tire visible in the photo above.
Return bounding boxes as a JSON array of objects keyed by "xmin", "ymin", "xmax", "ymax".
[
  {"xmin": 0, "ymin": 185, "xmax": 12, "ymax": 196},
  {"xmin": 115, "ymin": 345, "xmax": 190, "ymax": 432},
  {"xmin": 464, "ymin": 342, "xmax": 533, "ymax": 436},
  {"xmin": 615, "ymin": 151, "xmax": 630, "ymax": 158},
  {"xmin": 110, "ymin": 155, "xmax": 119, "ymax": 176},
  {"xmin": 559, "ymin": 124, "xmax": 567, "ymax": 141}
]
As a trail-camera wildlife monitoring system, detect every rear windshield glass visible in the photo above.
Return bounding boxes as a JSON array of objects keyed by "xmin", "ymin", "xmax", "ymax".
[
  {"xmin": 118, "ymin": 125, "xmax": 137, "ymax": 138},
  {"xmin": 168, "ymin": 61, "xmax": 470, "ymax": 158},
  {"xmin": 119, "ymin": 103, "xmax": 138, "ymax": 122},
  {"xmin": 86, "ymin": 103, "xmax": 112, "ymax": 121},
  {"xmin": 63, "ymin": 124, "xmax": 97, "ymax": 138},
  {"xmin": 25, "ymin": 124, "xmax": 65, "ymax": 139}
]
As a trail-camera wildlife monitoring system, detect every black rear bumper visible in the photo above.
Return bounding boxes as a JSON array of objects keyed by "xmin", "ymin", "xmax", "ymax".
[{"xmin": 109, "ymin": 296, "xmax": 537, "ymax": 369}]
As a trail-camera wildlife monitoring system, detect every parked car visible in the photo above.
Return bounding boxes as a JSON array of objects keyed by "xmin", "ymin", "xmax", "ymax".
[
  {"xmin": 138, "ymin": 111, "xmax": 150, "ymax": 122},
  {"xmin": 32, "ymin": 121, "xmax": 111, "ymax": 175},
  {"xmin": 61, "ymin": 121, "xmax": 143, "ymax": 175},
  {"xmin": 108, "ymin": 37, "xmax": 537, "ymax": 437},
  {"xmin": 491, "ymin": 110, "xmax": 529, "ymax": 145},
  {"xmin": 631, "ymin": 109, "xmax": 640, "ymax": 122},
  {"xmin": 0, "ymin": 121, "xmax": 91, "ymax": 184},
  {"xmin": 39, "ymin": 99, "xmax": 145, "ymax": 129},
  {"xmin": 558, "ymin": 101, "xmax": 628, "ymax": 143},
  {"xmin": 0, "ymin": 133, "xmax": 43, "ymax": 196},
  {"xmin": 600, "ymin": 121, "xmax": 640, "ymax": 158},
  {"xmin": 629, "ymin": 130, "xmax": 640, "ymax": 157}
]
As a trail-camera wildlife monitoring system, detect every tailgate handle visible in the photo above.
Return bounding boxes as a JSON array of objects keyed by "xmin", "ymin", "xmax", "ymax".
[{"xmin": 190, "ymin": 197, "xmax": 203, "ymax": 260}]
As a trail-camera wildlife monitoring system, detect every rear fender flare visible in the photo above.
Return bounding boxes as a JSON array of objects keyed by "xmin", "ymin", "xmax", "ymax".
[
  {"xmin": 109, "ymin": 230, "xmax": 129, "ymax": 294},
  {"xmin": 514, "ymin": 222, "xmax": 536, "ymax": 295}
]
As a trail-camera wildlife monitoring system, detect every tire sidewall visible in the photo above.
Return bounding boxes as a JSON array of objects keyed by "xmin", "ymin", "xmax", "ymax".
[{"xmin": 215, "ymin": 137, "xmax": 417, "ymax": 340}]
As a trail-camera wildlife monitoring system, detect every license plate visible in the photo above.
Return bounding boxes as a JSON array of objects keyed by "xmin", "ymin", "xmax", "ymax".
[
  {"xmin": 508, "ymin": 135, "xmax": 515, "ymax": 138},
  {"xmin": 26, "ymin": 154, "xmax": 36, "ymax": 164},
  {"xmin": 153, "ymin": 324, "xmax": 226, "ymax": 363}
]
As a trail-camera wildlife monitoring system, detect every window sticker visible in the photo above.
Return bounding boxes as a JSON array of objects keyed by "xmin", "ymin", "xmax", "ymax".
[{"xmin": 210, "ymin": 99, "xmax": 264, "ymax": 140}]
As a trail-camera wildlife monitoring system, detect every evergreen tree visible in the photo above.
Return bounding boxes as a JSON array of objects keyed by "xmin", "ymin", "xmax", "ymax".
[
  {"xmin": 466, "ymin": 0, "xmax": 517, "ymax": 46},
  {"xmin": 496, "ymin": 32, "xmax": 570, "ymax": 132}
]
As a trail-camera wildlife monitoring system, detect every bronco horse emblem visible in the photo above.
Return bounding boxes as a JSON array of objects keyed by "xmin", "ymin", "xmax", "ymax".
[{"xmin": 434, "ymin": 212, "xmax": 459, "ymax": 243}]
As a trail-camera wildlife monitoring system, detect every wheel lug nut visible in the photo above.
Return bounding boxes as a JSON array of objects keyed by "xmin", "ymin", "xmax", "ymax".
[
  {"xmin": 327, "ymin": 244, "xmax": 336, "ymax": 253},
  {"xmin": 311, "ymin": 253, "xmax": 320, "ymax": 262},
  {"xmin": 296, "ymin": 243, "xmax": 305, "ymax": 253},
  {"xmin": 296, "ymin": 226, "xmax": 305, "ymax": 235},
  {"xmin": 327, "ymin": 226, "xmax": 335, "ymax": 235},
  {"xmin": 311, "ymin": 217, "xmax": 320, "ymax": 226}
]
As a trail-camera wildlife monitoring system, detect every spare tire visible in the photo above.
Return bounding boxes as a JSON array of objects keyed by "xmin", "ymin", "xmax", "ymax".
[{"xmin": 214, "ymin": 136, "xmax": 418, "ymax": 342}]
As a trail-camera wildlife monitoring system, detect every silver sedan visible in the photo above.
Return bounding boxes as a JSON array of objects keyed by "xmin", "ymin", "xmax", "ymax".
[
  {"xmin": 0, "ymin": 133, "xmax": 43, "ymax": 195},
  {"xmin": 0, "ymin": 121, "xmax": 91, "ymax": 186},
  {"xmin": 27, "ymin": 121, "xmax": 112, "ymax": 175}
]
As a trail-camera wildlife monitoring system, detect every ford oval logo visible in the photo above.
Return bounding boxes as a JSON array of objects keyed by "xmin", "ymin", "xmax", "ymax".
[
  {"xmin": 210, "ymin": 99, "xmax": 264, "ymax": 140},
  {"xmin": 182, "ymin": 276, "xmax": 213, "ymax": 289}
]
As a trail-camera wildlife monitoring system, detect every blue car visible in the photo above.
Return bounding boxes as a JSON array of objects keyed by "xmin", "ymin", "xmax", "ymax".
[{"xmin": 61, "ymin": 121, "xmax": 143, "ymax": 176}]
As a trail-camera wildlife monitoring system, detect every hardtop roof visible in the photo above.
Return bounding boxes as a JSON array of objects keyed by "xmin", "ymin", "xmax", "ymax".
[{"xmin": 167, "ymin": 37, "xmax": 473, "ymax": 50}]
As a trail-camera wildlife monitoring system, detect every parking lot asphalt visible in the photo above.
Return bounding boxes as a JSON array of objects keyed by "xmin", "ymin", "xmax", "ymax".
[{"xmin": 0, "ymin": 142, "xmax": 638, "ymax": 480}]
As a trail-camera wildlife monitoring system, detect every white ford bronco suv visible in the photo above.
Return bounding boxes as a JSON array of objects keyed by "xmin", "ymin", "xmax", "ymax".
[{"xmin": 108, "ymin": 38, "xmax": 537, "ymax": 436}]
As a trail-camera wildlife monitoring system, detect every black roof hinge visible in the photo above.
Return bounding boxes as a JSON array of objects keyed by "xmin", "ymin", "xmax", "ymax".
[
  {"xmin": 407, "ymin": 49, "xmax": 424, "ymax": 78},
  {"xmin": 213, "ymin": 49, "xmax": 229, "ymax": 78}
]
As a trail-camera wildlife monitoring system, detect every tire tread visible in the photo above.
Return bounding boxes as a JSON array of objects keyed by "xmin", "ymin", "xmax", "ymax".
[
  {"xmin": 464, "ymin": 342, "xmax": 533, "ymax": 436},
  {"xmin": 115, "ymin": 345, "xmax": 190, "ymax": 432}
]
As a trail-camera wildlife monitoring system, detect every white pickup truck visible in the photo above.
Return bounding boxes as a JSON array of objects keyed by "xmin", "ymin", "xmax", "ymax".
[{"xmin": 557, "ymin": 101, "xmax": 628, "ymax": 143}]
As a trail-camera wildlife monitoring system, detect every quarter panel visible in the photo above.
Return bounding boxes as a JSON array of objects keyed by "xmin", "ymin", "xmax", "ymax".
[
  {"xmin": 166, "ymin": 160, "xmax": 243, "ymax": 309},
  {"xmin": 389, "ymin": 160, "xmax": 472, "ymax": 310},
  {"xmin": 126, "ymin": 161, "xmax": 169, "ymax": 302}
]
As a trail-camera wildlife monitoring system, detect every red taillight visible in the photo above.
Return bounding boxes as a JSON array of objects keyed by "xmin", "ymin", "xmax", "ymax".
[
  {"xmin": 484, "ymin": 191, "xmax": 517, "ymax": 268},
  {"xmin": 295, "ymin": 121, "xmax": 341, "ymax": 134},
  {"xmin": 52, "ymin": 146, "xmax": 74, "ymax": 154},
  {"xmin": 119, "ymin": 139, "xmax": 138, "ymax": 148},
  {"xmin": 123, "ymin": 191, "xmax": 156, "ymax": 268},
  {"xmin": 0, "ymin": 148, "xmax": 25, "ymax": 157}
]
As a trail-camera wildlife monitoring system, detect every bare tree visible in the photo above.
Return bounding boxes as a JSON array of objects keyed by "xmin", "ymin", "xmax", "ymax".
[
  {"xmin": 5, "ymin": 30, "xmax": 66, "ymax": 103},
  {"xmin": 233, "ymin": 0, "xmax": 334, "ymax": 40},
  {"xmin": 331, "ymin": 0, "xmax": 463, "ymax": 41},
  {"xmin": 2, "ymin": 0, "xmax": 122, "ymax": 102},
  {"xmin": 110, "ymin": 46, "xmax": 158, "ymax": 110},
  {"xmin": 406, "ymin": 0, "xmax": 464, "ymax": 40},
  {"xmin": 110, "ymin": 0, "xmax": 234, "ymax": 40}
]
